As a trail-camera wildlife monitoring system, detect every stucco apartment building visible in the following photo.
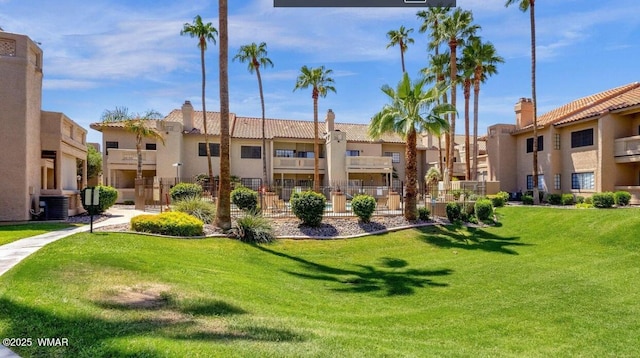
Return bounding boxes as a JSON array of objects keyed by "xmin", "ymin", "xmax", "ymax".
[
  {"xmin": 91, "ymin": 101, "xmax": 451, "ymax": 202},
  {"xmin": 0, "ymin": 31, "xmax": 88, "ymax": 221},
  {"xmin": 486, "ymin": 82, "xmax": 640, "ymax": 204}
]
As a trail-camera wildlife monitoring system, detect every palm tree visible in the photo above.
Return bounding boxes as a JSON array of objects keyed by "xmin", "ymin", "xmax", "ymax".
[
  {"xmin": 416, "ymin": 7, "xmax": 451, "ymax": 57},
  {"xmin": 216, "ymin": 0, "xmax": 231, "ymax": 230},
  {"xmin": 459, "ymin": 52, "xmax": 475, "ymax": 180},
  {"xmin": 505, "ymin": 0, "xmax": 539, "ymax": 203},
  {"xmin": 100, "ymin": 107, "xmax": 165, "ymax": 180},
  {"xmin": 386, "ymin": 26, "xmax": 414, "ymax": 73},
  {"xmin": 180, "ymin": 15, "xmax": 218, "ymax": 182},
  {"xmin": 369, "ymin": 72, "xmax": 453, "ymax": 221},
  {"xmin": 438, "ymin": 9, "xmax": 479, "ymax": 183},
  {"xmin": 293, "ymin": 66, "xmax": 336, "ymax": 192},
  {"xmin": 422, "ymin": 52, "xmax": 450, "ymax": 173},
  {"xmin": 233, "ymin": 42, "xmax": 273, "ymax": 189},
  {"xmin": 463, "ymin": 37, "xmax": 503, "ymax": 180}
]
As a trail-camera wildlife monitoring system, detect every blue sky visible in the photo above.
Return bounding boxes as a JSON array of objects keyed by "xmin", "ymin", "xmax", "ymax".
[{"xmin": 2, "ymin": 0, "xmax": 640, "ymax": 145}]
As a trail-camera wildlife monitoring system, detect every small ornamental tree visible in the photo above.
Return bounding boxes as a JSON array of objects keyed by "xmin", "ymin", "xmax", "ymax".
[
  {"xmin": 351, "ymin": 194, "xmax": 376, "ymax": 223},
  {"xmin": 290, "ymin": 191, "xmax": 326, "ymax": 227}
]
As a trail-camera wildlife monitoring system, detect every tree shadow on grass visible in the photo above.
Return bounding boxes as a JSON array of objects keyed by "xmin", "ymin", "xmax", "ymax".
[
  {"xmin": 418, "ymin": 225, "xmax": 529, "ymax": 255},
  {"xmin": 255, "ymin": 246, "xmax": 451, "ymax": 296},
  {"xmin": 0, "ymin": 295, "xmax": 304, "ymax": 358}
]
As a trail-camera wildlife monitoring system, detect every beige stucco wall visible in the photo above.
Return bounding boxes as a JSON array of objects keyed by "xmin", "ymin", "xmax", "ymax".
[
  {"xmin": 181, "ymin": 135, "xmax": 221, "ymax": 179},
  {"xmin": 485, "ymin": 124, "xmax": 517, "ymax": 193},
  {"xmin": 0, "ymin": 33, "xmax": 43, "ymax": 221}
]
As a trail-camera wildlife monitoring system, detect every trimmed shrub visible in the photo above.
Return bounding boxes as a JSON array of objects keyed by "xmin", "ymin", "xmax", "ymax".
[
  {"xmin": 576, "ymin": 203, "xmax": 594, "ymax": 209},
  {"xmin": 576, "ymin": 196, "xmax": 585, "ymax": 204},
  {"xmin": 170, "ymin": 183, "xmax": 203, "ymax": 202},
  {"xmin": 522, "ymin": 195, "xmax": 534, "ymax": 205},
  {"xmin": 585, "ymin": 196, "xmax": 593, "ymax": 204},
  {"xmin": 561, "ymin": 194, "xmax": 575, "ymax": 206},
  {"xmin": 231, "ymin": 186, "xmax": 258, "ymax": 212},
  {"xmin": 351, "ymin": 194, "xmax": 376, "ymax": 223},
  {"xmin": 489, "ymin": 191, "xmax": 509, "ymax": 208},
  {"xmin": 231, "ymin": 212, "xmax": 276, "ymax": 243},
  {"xmin": 614, "ymin": 191, "xmax": 631, "ymax": 206},
  {"xmin": 131, "ymin": 212, "xmax": 203, "ymax": 237},
  {"xmin": 290, "ymin": 191, "xmax": 326, "ymax": 227},
  {"xmin": 592, "ymin": 192, "xmax": 615, "ymax": 208},
  {"xmin": 418, "ymin": 207, "xmax": 430, "ymax": 221},
  {"xmin": 547, "ymin": 194, "xmax": 562, "ymax": 205},
  {"xmin": 446, "ymin": 202, "xmax": 462, "ymax": 223},
  {"xmin": 80, "ymin": 185, "xmax": 118, "ymax": 215},
  {"xmin": 172, "ymin": 196, "xmax": 216, "ymax": 224},
  {"xmin": 474, "ymin": 199, "xmax": 493, "ymax": 222}
]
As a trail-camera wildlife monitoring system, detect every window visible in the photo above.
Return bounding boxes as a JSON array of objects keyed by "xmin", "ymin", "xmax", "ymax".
[
  {"xmin": 571, "ymin": 172, "xmax": 594, "ymax": 190},
  {"xmin": 384, "ymin": 152, "xmax": 401, "ymax": 163},
  {"xmin": 275, "ymin": 149, "xmax": 295, "ymax": 157},
  {"xmin": 145, "ymin": 143, "xmax": 156, "ymax": 150},
  {"xmin": 554, "ymin": 174, "xmax": 561, "ymax": 190},
  {"xmin": 297, "ymin": 151, "xmax": 314, "ymax": 158},
  {"xmin": 198, "ymin": 143, "xmax": 220, "ymax": 157},
  {"xmin": 241, "ymin": 146, "xmax": 261, "ymax": 159},
  {"xmin": 346, "ymin": 150, "xmax": 360, "ymax": 157},
  {"xmin": 526, "ymin": 136, "xmax": 544, "ymax": 153},
  {"xmin": 105, "ymin": 141, "xmax": 118, "ymax": 155},
  {"xmin": 526, "ymin": 174, "xmax": 545, "ymax": 190},
  {"xmin": 571, "ymin": 128, "xmax": 594, "ymax": 148},
  {"xmin": 554, "ymin": 133, "xmax": 560, "ymax": 150}
]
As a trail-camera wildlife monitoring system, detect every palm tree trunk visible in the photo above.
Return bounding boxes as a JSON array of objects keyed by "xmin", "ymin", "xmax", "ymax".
[
  {"xmin": 313, "ymin": 94, "xmax": 320, "ymax": 192},
  {"xmin": 201, "ymin": 46, "xmax": 213, "ymax": 181},
  {"xmin": 136, "ymin": 137, "xmax": 142, "ymax": 179},
  {"xmin": 447, "ymin": 40, "xmax": 457, "ymax": 185},
  {"xmin": 215, "ymin": 0, "xmax": 231, "ymax": 230},
  {"xmin": 473, "ymin": 77, "xmax": 480, "ymax": 181},
  {"xmin": 400, "ymin": 42, "xmax": 406, "ymax": 73},
  {"xmin": 464, "ymin": 80, "xmax": 471, "ymax": 180},
  {"xmin": 256, "ymin": 66, "xmax": 268, "ymax": 188},
  {"xmin": 405, "ymin": 128, "xmax": 417, "ymax": 221},
  {"xmin": 530, "ymin": 0, "xmax": 539, "ymax": 205}
]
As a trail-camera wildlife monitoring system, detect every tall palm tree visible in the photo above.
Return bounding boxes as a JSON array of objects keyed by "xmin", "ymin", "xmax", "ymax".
[
  {"xmin": 505, "ymin": 0, "xmax": 539, "ymax": 203},
  {"xmin": 293, "ymin": 65, "xmax": 336, "ymax": 192},
  {"xmin": 463, "ymin": 37, "xmax": 503, "ymax": 180},
  {"xmin": 459, "ymin": 52, "xmax": 475, "ymax": 180},
  {"xmin": 180, "ymin": 15, "xmax": 217, "ymax": 182},
  {"xmin": 386, "ymin": 26, "xmax": 414, "ymax": 73},
  {"xmin": 438, "ymin": 9, "xmax": 479, "ymax": 183},
  {"xmin": 369, "ymin": 72, "xmax": 453, "ymax": 221},
  {"xmin": 416, "ymin": 7, "xmax": 450, "ymax": 57},
  {"xmin": 233, "ymin": 42, "xmax": 273, "ymax": 189},
  {"xmin": 100, "ymin": 107, "xmax": 165, "ymax": 180},
  {"xmin": 216, "ymin": 0, "xmax": 231, "ymax": 230},
  {"xmin": 422, "ymin": 52, "xmax": 451, "ymax": 173}
]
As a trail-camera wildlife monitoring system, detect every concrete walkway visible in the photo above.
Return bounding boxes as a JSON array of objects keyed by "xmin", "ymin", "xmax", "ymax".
[{"xmin": 0, "ymin": 207, "xmax": 150, "ymax": 357}]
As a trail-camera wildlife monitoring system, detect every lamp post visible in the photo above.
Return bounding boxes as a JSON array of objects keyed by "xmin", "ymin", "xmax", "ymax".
[{"xmin": 172, "ymin": 162, "xmax": 182, "ymax": 183}]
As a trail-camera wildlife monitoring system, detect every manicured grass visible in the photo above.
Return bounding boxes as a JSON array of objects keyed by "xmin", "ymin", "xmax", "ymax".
[
  {"xmin": 0, "ymin": 223, "xmax": 73, "ymax": 246},
  {"xmin": 1, "ymin": 206, "xmax": 639, "ymax": 357}
]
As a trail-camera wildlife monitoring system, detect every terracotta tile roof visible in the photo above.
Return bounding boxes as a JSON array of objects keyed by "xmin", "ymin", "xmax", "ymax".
[
  {"xmin": 89, "ymin": 120, "xmax": 159, "ymax": 131},
  {"xmin": 518, "ymin": 82, "xmax": 640, "ymax": 131},
  {"xmin": 165, "ymin": 109, "xmax": 228, "ymax": 136}
]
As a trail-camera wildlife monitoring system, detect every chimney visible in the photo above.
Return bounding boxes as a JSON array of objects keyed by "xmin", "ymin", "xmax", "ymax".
[
  {"xmin": 181, "ymin": 100, "xmax": 194, "ymax": 131},
  {"xmin": 325, "ymin": 109, "xmax": 335, "ymax": 132},
  {"xmin": 515, "ymin": 98, "xmax": 533, "ymax": 129}
]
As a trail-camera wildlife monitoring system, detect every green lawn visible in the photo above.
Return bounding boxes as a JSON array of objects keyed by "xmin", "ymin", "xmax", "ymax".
[
  {"xmin": 0, "ymin": 223, "xmax": 73, "ymax": 246},
  {"xmin": 1, "ymin": 207, "xmax": 639, "ymax": 357}
]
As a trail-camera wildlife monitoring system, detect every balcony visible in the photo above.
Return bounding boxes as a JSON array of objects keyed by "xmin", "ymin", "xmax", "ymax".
[
  {"xmin": 107, "ymin": 149, "xmax": 157, "ymax": 166},
  {"xmin": 346, "ymin": 156, "xmax": 392, "ymax": 173},
  {"xmin": 273, "ymin": 157, "xmax": 325, "ymax": 173},
  {"xmin": 614, "ymin": 136, "xmax": 640, "ymax": 163}
]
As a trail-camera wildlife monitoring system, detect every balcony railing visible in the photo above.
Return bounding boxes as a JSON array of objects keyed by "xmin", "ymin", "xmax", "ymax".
[
  {"xmin": 614, "ymin": 136, "xmax": 640, "ymax": 163},
  {"xmin": 273, "ymin": 157, "xmax": 325, "ymax": 172},
  {"xmin": 346, "ymin": 156, "xmax": 392, "ymax": 173},
  {"xmin": 107, "ymin": 149, "xmax": 157, "ymax": 165}
]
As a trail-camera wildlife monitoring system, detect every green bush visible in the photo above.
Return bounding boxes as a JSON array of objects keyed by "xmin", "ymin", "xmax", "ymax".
[
  {"xmin": 592, "ymin": 192, "xmax": 615, "ymax": 208},
  {"xmin": 547, "ymin": 194, "xmax": 562, "ymax": 205},
  {"xmin": 418, "ymin": 207, "xmax": 430, "ymax": 221},
  {"xmin": 170, "ymin": 183, "xmax": 203, "ymax": 202},
  {"xmin": 474, "ymin": 199, "xmax": 493, "ymax": 222},
  {"xmin": 522, "ymin": 195, "xmax": 534, "ymax": 205},
  {"xmin": 351, "ymin": 194, "xmax": 376, "ymax": 223},
  {"xmin": 172, "ymin": 196, "xmax": 216, "ymax": 224},
  {"xmin": 231, "ymin": 186, "xmax": 259, "ymax": 212},
  {"xmin": 489, "ymin": 191, "xmax": 509, "ymax": 208},
  {"xmin": 576, "ymin": 203, "xmax": 594, "ymax": 209},
  {"xmin": 131, "ymin": 212, "xmax": 203, "ymax": 237},
  {"xmin": 585, "ymin": 196, "xmax": 593, "ymax": 205},
  {"xmin": 446, "ymin": 202, "xmax": 462, "ymax": 223},
  {"xmin": 231, "ymin": 212, "xmax": 276, "ymax": 243},
  {"xmin": 290, "ymin": 191, "xmax": 326, "ymax": 227},
  {"xmin": 80, "ymin": 185, "xmax": 118, "ymax": 215},
  {"xmin": 561, "ymin": 194, "xmax": 575, "ymax": 206},
  {"xmin": 614, "ymin": 191, "xmax": 631, "ymax": 206},
  {"xmin": 576, "ymin": 196, "xmax": 585, "ymax": 204}
]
